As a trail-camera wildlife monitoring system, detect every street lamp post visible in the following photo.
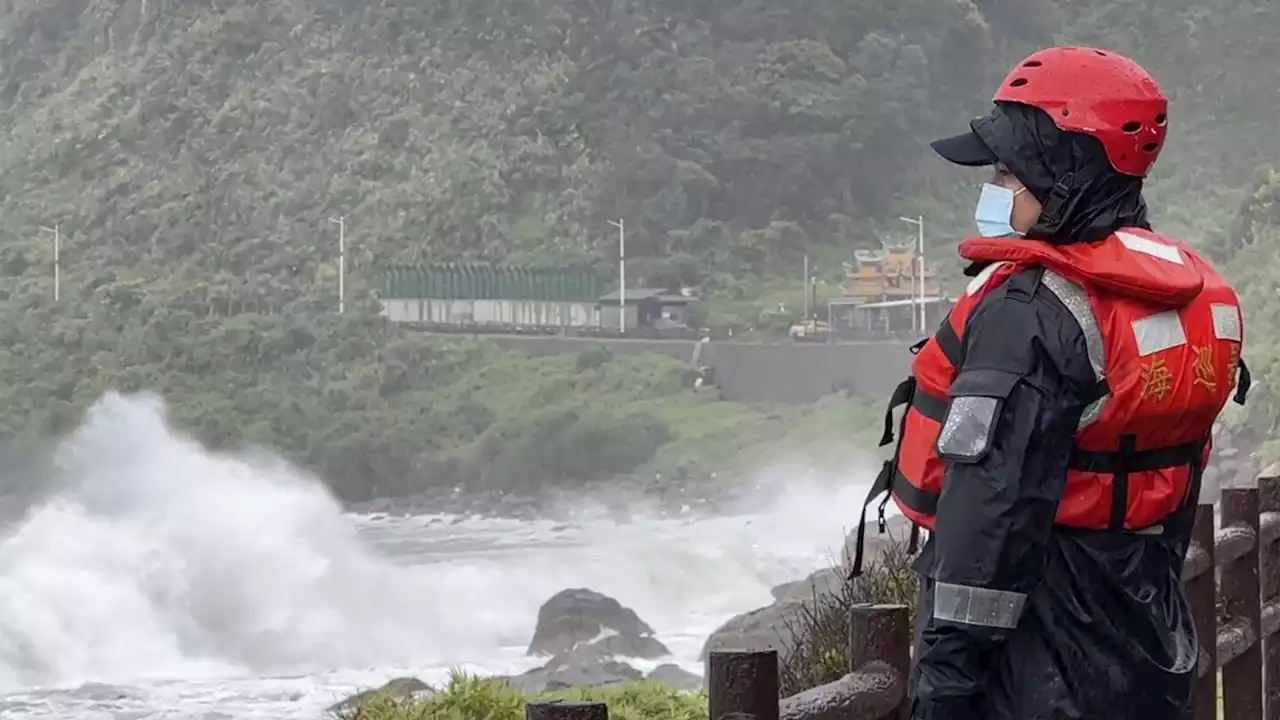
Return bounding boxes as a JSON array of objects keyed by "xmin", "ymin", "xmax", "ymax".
[
  {"xmin": 899, "ymin": 215, "xmax": 926, "ymax": 332},
  {"xmin": 607, "ymin": 218, "xmax": 625, "ymax": 333},
  {"xmin": 803, "ymin": 254, "xmax": 809, "ymax": 319},
  {"xmin": 40, "ymin": 225, "xmax": 59, "ymax": 302},
  {"xmin": 329, "ymin": 215, "xmax": 345, "ymax": 314}
]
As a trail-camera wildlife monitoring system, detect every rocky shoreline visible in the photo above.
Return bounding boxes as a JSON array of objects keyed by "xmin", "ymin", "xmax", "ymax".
[
  {"xmin": 333, "ymin": 515, "xmax": 917, "ymax": 711},
  {"xmin": 345, "ymin": 420, "xmax": 1262, "ymax": 523}
]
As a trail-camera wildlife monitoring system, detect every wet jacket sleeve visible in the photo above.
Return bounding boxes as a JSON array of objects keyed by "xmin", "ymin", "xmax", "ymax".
[{"xmin": 910, "ymin": 275, "xmax": 1096, "ymax": 719}]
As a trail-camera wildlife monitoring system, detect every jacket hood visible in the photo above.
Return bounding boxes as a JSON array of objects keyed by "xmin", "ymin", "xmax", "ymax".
[{"xmin": 971, "ymin": 102, "xmax": 1151, "ymax": 245}]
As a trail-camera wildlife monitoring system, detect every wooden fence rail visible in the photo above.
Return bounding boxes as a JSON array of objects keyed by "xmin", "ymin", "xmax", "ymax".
[{"xmin": 526, "ymin": 474, "xmax": 1280, "ymax": 720}]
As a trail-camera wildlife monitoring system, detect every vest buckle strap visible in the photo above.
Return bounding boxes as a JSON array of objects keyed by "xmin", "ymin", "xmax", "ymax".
[
  {"xmin": 1068, "ymin": 439, "xmax": 1203, "ymax": 474},
  {"xmin": 1107, "ymin": 434, "xmax": 1137, "ymax": 531},
  {"xmin": 1067, "ymin": 435, "xmax": 1207, "ymax": 531},
  {"xmin": 849, "ymin": 460, "xmax": 898, "ymax": 579}
]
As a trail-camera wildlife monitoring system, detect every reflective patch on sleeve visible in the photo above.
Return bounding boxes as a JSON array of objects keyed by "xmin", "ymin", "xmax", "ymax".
[
  {"xmin": 936, "ymin": 396, "xmax": 998, "ymax": 461},
  {"xmin": 933, "ymin": 581, "xmax": 1027, "ymax": 630},
  {"xmin": 1131, "ymin": 310, "xmax": 1187, "ymax": 357},
  {"xmin": 1211, "ymin": 303, "xmax": 1242, "ymax": 342}
]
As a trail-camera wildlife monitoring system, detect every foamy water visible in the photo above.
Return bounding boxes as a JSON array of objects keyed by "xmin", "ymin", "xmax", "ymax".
[{"xmin": 0, "ymin": 392, "xmax": 880, "ymax": 719}]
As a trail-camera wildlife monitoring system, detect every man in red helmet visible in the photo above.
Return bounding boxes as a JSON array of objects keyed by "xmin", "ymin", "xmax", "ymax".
[{"xmin": 854, "ymin": 47, "xmax": 1251, "ymax": 719}]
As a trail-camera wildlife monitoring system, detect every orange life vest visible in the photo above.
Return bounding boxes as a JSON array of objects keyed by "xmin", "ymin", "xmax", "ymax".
[{"xmin": 851, "ymin": 228, "xmax": 1249, "ymax": 576}]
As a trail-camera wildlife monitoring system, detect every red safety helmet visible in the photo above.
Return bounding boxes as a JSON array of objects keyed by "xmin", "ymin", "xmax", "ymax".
[{"xmin": 933, "ymin": 46, "xmax": 1168, "ymax": 178}]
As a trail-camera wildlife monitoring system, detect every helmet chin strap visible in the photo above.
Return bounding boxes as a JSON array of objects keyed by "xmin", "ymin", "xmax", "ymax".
[{"xmin": 1027, "ymin": 172, "xmax": 1075, "ymax": 241}]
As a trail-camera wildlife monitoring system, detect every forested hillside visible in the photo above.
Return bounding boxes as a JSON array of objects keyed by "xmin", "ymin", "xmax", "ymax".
[{"xmin": 0, "ymin": 0, "xmax": 1278, "ymax": 497}]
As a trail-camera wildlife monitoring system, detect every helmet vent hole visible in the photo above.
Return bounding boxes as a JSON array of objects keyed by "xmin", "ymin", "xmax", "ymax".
[
  {"xmin": 1094, "ymin": 50, "xmax": 1107, "ymax": 56},
  {"xmin": 1155, "ymin": 113, "xmax": 1167, "ymax": 125},
  {"xmin": 1142, "ymin": 142, "xmax": 1160, "ymax": 153},
  {"xmin": 1022, "ymin": 60, "xmax": 1042, "ymax": 68},
  {"xmin": 1061, "ymin": 108, "xmax": 1070, "ymax": 117},
  {"xmin": 1122, "ymin": 121, "xmax": 1143, "ymax": 133},
  {"xmin": 1009, "ymin": 78, "xmax": 1028, "ymax": 87}
]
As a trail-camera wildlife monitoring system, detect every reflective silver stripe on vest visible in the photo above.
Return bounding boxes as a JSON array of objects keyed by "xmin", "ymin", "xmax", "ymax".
[
  {"xmin": 1040, "ymin": 270, "xmax": 1108, "ymax": 429},
  {"xmin": 933, "ymin": 581, "xmax": 1028, "ymax": 629}
]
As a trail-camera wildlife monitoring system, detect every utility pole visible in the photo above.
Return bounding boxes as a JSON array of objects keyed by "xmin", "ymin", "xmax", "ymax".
[
  {"xmin": 899, "ymin": 215, "xmax": 926, "ymax": 332},
  {"xmin": 40, "ymin": 225, "xmax": 59, "ymax": 302},
  {"xmin": 329, "ymin": 215, "xmax": 345, "ymax": 314},
  {"xmin": 607, "ymin": 218, "xmax": 625, "ymax": 333},
  {"xmin": 803, "ymin": 254, "xmax": 810, "ymax": 320}
]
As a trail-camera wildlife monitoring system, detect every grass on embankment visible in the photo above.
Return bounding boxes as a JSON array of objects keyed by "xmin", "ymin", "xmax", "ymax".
[{"xmin": 331, "ymin": 672, "xmax": 704, "ymax": 720}]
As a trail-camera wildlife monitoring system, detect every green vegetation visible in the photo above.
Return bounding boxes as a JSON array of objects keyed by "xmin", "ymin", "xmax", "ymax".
[
  {"xmin": 1, "ymin": 316, "xmax": 882, "ymax": 501},
  {"xmin": 1218, "ymin": 173, "xmax": 1280, "ymax": 462},
  {"xmin": 777, "ymin": 540, "xmax": 918, "ymax": 697},
  {"xmin": 331, "ymin": 672, "xmax": 704, "ymax": 720},
  {"xmin": 0, "ymin": 0, "xmax": 1278, "ymax": 496}
]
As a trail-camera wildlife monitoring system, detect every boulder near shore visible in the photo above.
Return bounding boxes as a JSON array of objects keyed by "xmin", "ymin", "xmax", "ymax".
[{"xmin": 507, "ymin": 587, "xmax": 690, "ymax": 693}]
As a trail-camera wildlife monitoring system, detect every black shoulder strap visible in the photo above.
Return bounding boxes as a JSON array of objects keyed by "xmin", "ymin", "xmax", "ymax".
[
  {"xmin": 1235, "ymin": 357, "xmax": 1251, "ymax": 405},
  {"xmin": 878, "ymin": 377, "xmax": 916, "ymax": 447}
]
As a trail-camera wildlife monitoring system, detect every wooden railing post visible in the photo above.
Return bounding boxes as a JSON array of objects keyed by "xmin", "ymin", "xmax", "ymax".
[
  {"xmin": 777, "ymin": 604, "xmax": 912, "ymax": 720},
  {"xmin": 1188, "ymin": 501, "xmax": 1218, "ymax": 720},
  {"xmin": 848, "ymin": 604, "xmax": 911, "ymax": 720},
  {"xmin": 1222, "ymin": 485, "xmax": 1263, "ymax": 720},
  {"xmin": 526, "ymin": 700, "xmax": 608, "ymax": 720},
  {"xmin": 708, "ymin": 650, "xmax": 780, "ymax": 720},
  {"xmin": 1260, "ymin": 473, "xmax": 1280, "ymax": 720}
]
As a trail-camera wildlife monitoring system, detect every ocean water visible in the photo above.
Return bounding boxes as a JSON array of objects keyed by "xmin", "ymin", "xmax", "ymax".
[{"xmin": 0, "ymin": 392, "xmax": 879, "ymax": 719}]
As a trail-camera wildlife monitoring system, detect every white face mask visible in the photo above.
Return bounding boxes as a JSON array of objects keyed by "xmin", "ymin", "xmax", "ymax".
[{"xmin": 973, "ymin": 183, "xmax": 1027, "ymax": 237}]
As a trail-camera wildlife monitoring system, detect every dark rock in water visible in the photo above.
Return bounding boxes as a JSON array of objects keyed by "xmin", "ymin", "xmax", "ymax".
[
  {"xmin": 700, "ymin": 598, "xmax": 807, "ymax": 660},
  {"xmin": 645, "ymin": 663, "xmax": 703, "ymax": 691},
  {"xmin": 542, "ymin": 642, "xmax": 614, "ymax": 669},
  {"xmin": 703, "ymin": 515, "xmax": 916, "ymax": 662},
  {"xmin": 505, "ymin": 630, "xmax": 684, "ymax": 693},
  {"xmin": 699, "ymin": 512, "xmax": 931, "ymax": 677},
  {"xmin": 505, "ymin": 645, "xmax": 643, "ymax": 694},
  {"xmin": 770, "ymin": 567, "xmax": 842, "ymax": 603},
  {"xmin": 506, "ymin": 588, "xmax": 675, "ymax": 693},
  {"xmin": 592, "ymin": 632, "xmax": 670, "ymax": 659},
  {"xmin": 512, "ymin": 660, "xmax": 640, "ymax": 693},
  {"xmin": 328, "ymin": 677, "xmax": 429, "ymax": 713},
  {"xmin": 527, "ymin": 588, "xmax": 668, "ymax": 658}
]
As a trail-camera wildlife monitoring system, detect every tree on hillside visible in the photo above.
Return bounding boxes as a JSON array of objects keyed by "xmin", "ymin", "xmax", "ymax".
[{"xmin": 0, "ymin": 0, "xmax": 1277, "ymax": 494}]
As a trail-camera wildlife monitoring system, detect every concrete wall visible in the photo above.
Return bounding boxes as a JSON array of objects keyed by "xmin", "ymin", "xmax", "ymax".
[{"xmin": 481, "ymin": 335, "xmax": 914, "ymax": 404}]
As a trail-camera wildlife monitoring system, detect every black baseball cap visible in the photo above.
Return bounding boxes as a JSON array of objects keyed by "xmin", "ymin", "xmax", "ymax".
[{"xmin": 930, "ymin": 118, "xmax": 999, "ymax": 167}]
